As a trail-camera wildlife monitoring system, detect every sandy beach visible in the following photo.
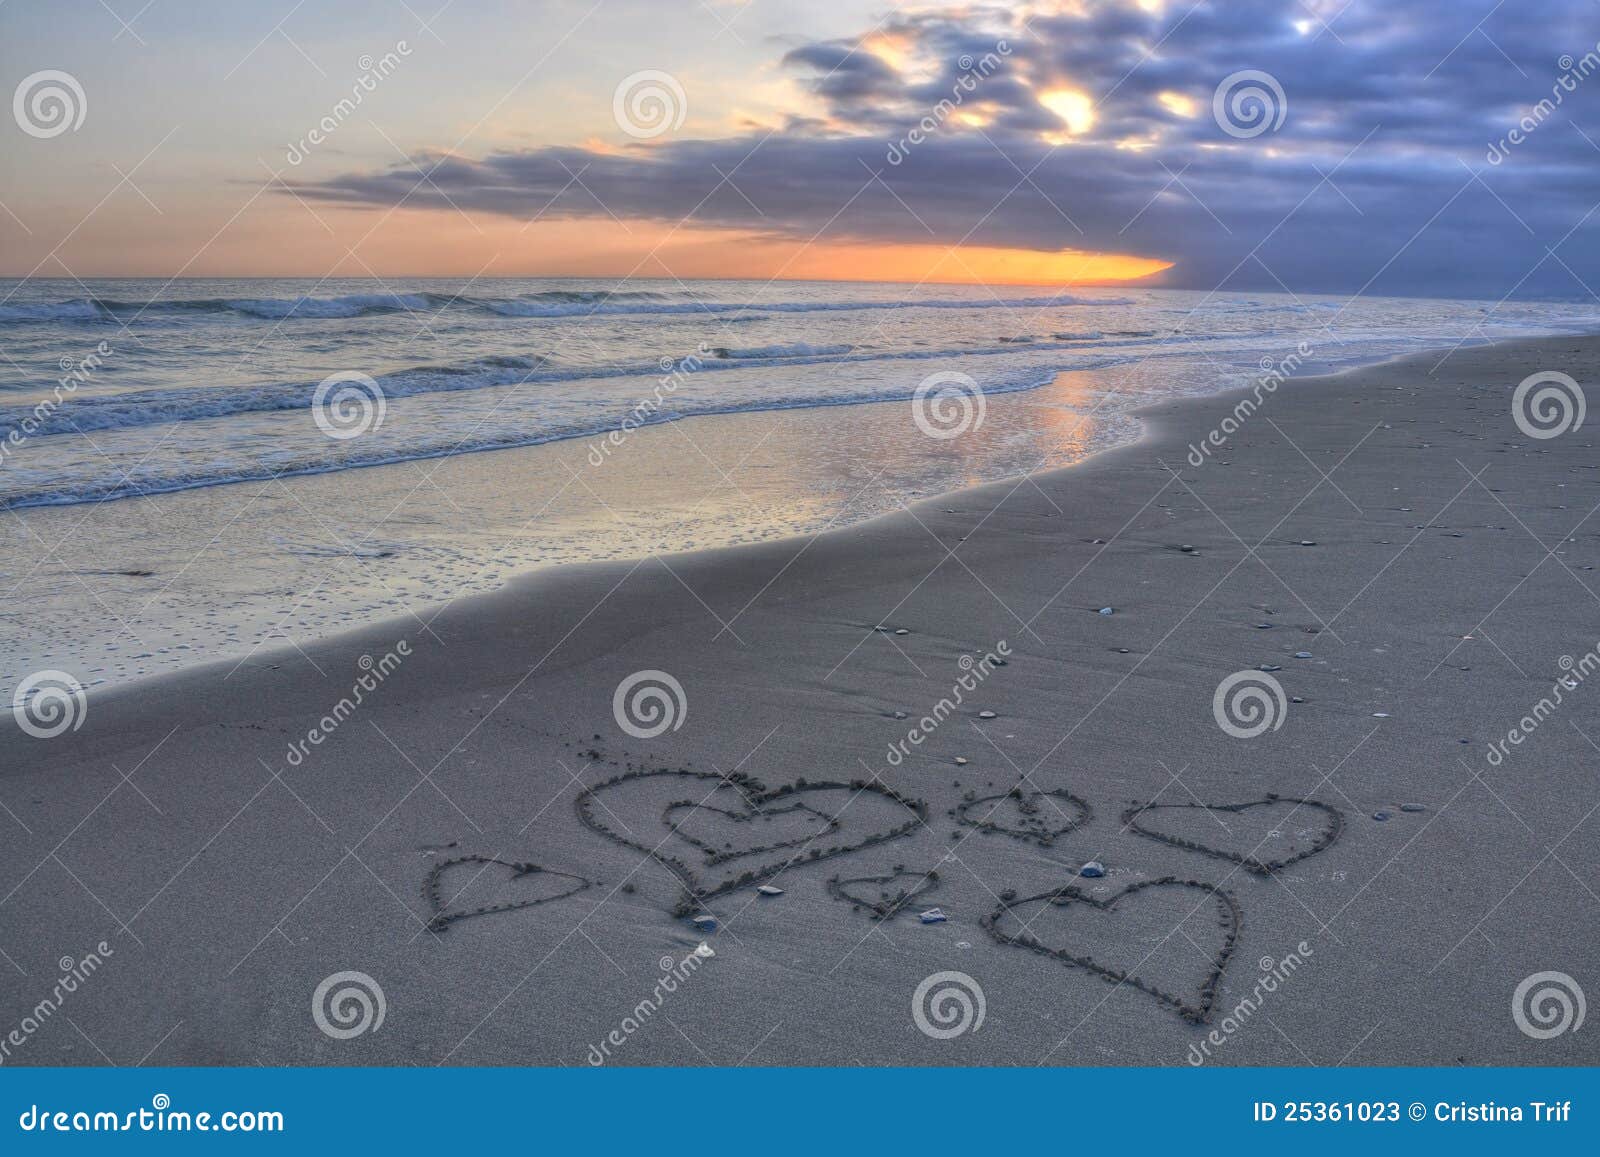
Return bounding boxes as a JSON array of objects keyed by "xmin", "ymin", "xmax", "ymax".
[{"xmin": 4, "ymin": 334, "xmax": 1598, "ymax": 1067}]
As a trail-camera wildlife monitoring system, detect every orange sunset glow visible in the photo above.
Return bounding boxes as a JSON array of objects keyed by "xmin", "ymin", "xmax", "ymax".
[{"xmin": 77, "ymin": 203, "xmax": 1172, "ymax": 286}]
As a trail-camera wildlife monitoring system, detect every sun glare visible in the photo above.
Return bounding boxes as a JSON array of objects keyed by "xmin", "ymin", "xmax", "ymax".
[{"xmin": 1039, "ymin": 88, "xmax": 1097, "ymax": 136}]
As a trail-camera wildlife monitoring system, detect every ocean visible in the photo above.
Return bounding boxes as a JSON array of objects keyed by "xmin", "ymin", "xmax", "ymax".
[{"xmin": 2, "ymin": 276, "xmax": 1594, "ymax": 691}]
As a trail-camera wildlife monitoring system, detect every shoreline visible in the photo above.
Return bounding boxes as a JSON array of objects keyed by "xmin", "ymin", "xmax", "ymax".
[
  {"xmin": 8, "ymin": 329, "xmax": 1548, "ymax": 707},
  {"xmin": 0, "ymin": 330, "xmax": 1558, "ymax": 727},
  {"xmin": 0, "ymin": 319, "xmax": 1443, "ymax": 515},
  {"xmin": 5, "ymin": 333, "xmax": 1599, "ymax": 1066}
]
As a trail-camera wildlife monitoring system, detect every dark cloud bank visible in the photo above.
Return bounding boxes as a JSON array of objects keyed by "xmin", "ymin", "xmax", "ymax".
[{"xmin": 295, "ymin": 0, "xmax": 1600, "ymax": 299}]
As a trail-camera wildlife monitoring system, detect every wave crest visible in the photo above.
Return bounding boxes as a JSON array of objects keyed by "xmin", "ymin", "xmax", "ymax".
[{"xmin": 0, "ymin": 291, "xmax": 1137, "ymax": 325}]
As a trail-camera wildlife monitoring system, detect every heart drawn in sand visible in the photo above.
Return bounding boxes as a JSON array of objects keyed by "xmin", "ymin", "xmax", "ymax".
[
  {"xmin": 664, "ymin": 798, "xmax": 840, "ymax": 865},
  {"xmin": 1120, "ymin": 794, "xmax": 1343, "ymax": 875},
  {"xmin": 954, "ymin": 786, "xmax": 1091, "ymax": 847},
  {"xmin": 576, "ymin": 769, "xmax": 925, "ymax": 917},
  {"xmin": 982, "ymin": 877, "xmax": 1242, "ymax": 1023},
  {"xmin": 827, "ymin": 868, "xmax": 940, "ymax": 921},
  {"xmin": 423, "ymin": 854, "xmax": 593, "ymax": 932}
]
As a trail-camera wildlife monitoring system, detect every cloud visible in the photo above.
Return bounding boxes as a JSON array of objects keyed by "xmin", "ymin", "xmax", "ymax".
[
  {"xmin": 292, "ymin": 0, "xmax": 1600, "ymax": 297},
  {"xmin": 781, "ymin": 41, "xmax": 905, "ymax": 114}
]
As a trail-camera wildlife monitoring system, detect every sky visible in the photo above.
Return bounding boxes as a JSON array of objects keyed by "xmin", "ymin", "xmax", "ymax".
[{"xmin": 1, "ymin": 0, "xmax": 1598, "ymax": 297}]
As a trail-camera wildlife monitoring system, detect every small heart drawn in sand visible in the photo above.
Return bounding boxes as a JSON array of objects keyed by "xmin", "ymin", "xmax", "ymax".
[
  {"xmin": 954, "ymin": 786, "xmax": 1091, "ymax": 847},
  {"xmin": 1120, "ymin": 794, "xmax": 1343, "ymax": 875},
  {"xmin": 827, "ymin": 868, "xmax": 940, "ymax": 921},
  {"xmin": 577, "ymin": 769, "xmax": 925, "ymax": 917},
  {"xmin": 983, "ymin": 877, "xmax": 1241, "ymax": 1023},
  {"xmin": 423, "ymin": 854, "xmax": 592, "ymax": 932}
]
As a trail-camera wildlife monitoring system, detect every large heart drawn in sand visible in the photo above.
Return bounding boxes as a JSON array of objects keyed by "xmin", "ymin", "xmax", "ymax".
[
  {"xmin": 954, "ymin": 786, "xmax": 1091, "ymax": 847},
  {"xmin": 982, "ymin": 878, "xmax": 1241, "ymax": 1023},
  {"xmin": 576, "ymin": 769, "xmax": 925, "ymax": 917},
  {"xmin": 1120, "ymin": 794, "xmax": 1343, "ymax": 875},
  {"xmin": 664, "ymin": 798, "xmax": 839, "ymax": 865},
  {"xmin": 423, "ymin": 854, "xmax": 592, "ymax": 932}
]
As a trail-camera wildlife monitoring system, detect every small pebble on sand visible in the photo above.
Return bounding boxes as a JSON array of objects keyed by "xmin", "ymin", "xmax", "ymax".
[
  {"xmin": 756, "ymin": 884, "xmax": 784, "ymax": 896},
  {"xmin": 1097, "ymin": 606, "xmax": 1115, "ymax": 615},
  {"xmin": 978, "ymin": 710, "xmax": 997, "ymax": 719},
  {"xmin": 1079, "ymin": 861, "xmax": 1105, "ymax": 878},
  {"xmin": 920, "ymin": 908, "xmax": 948, "ymax": 924}
]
